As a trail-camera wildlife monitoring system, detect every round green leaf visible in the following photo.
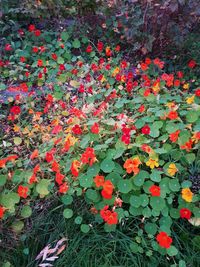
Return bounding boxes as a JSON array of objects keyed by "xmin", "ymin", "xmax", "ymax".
[
  {"xmin": 36, "ymin": 179, "xmax": 50, "ymax": 196},
  {"xmin": 11, "ymin": 221, "xmax": 24, "ymax": 233},
  {"xmin": 81, "ymin": 224, "xmax": 90, "ymax": 233},
  {"xmin": 86, "ymin": 189, "xmax": 99, "ymax": 201},
  {"xmin": 100, "ymin": 158, "xmax": 115, "ymax": 173},
  {"xmin": 61, "ymin": 195, "xmax": 73, "ymax": 205},
  {"xmin": 130, "ymin": 195, "xmax": 141, "ymax": 208},
  {"xmin": 169, "ymin": 179, "xmax": 180, "ymax": 192},
  {"xmin": 63, "ymin": 208, "xmax": 73, "ymax": 219},
  {"xmin": 72, "ymin": 39, "xmax": 81, "ymax": 48},
  {"xmin": 74, "ymin": 216, "xmax": 83, "ymax": 225},
  {"xmin": 144, "ymin": 223, "xmax": 157, "ymax": 235},
  {"xmin": 0, "ymin": 175, "xmax": 7, "ymax": 187},
  {"xmin": 167, "ymin": 245, "xmax": 178, "ymax": 256},
  {"xmin": 21, "ymin": 206, "xmax": 32, "ymax": 218},
  {"xmin": 118, "ymin": 179, "xmax": 132, "ymax": 194},
  {"xmin": 150, "ymin": 197, "xmax": 165, "ymax": 211},
  {"xmin": 79, "ymin": 175, "xmax": 93, "ymax": 188},
  {"xmin": 134, "ymin": 170, "xmax": 149, "ymax": 187}
]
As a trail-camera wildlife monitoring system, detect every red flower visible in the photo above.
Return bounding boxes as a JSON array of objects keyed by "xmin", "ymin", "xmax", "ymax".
[
  {"xmin": 32, "ymin": 47, "xmax": 39, "ymax": 53},
  {"xmin": 138, "ymin": 105, "xmax": 145, "ymax": 113},
  {"xmin": 145, "ymin": 58, "xmax": 151, "ymax": 65},
  {"xmin": 94, "ymin": 175, "xmax": 105, "ymax": 187},
  {"xmin": 55, "ymin": 172, "xmax": 65, "ymax": 185},
  {"xmin": 97, "ymin": 41, "xmax": 104, "ymax": 52},
  {"xmin": 141, "ymin": 125, "xmax": 150, "ymax": 135},
  {"xmin": 20, "ymin": 57, "xmax": 26, "ymax": 63},
  {"xmin": 153, "ymin": 58, "xmax": 164, "ymax": 69},
  {"xmin": 51, "ymin": 161, "xmax": 60, "ymax": 172},
  {"xmin": 121, "ymin": 60, "xmax": 128, "ymax": 69},
  {"xmin": 195, "ymin": 89, "xmax": 200, "ymax": 97},
  {"xmin": 0, "ymin": 159, "xmax": 7, "ymax": 168},
  {"xmin": 59, "ymin": 64, "xmax": 65, "ymax": 71},
  {"xmin": 167, "ymin": 111, "xmax": 178, "ymax": 120},
  {"xmin": 177, "ymin": 71, "xmax": 183, "ymax": 79},
  {"xmin": 51, "ymin": 53, "xmax": 57, "ymax": 60},
  {"xmin": 144, "ymin": 88, "xmax": 151, "ymax": 97},
  {"xmin": 81, "ymin": 147, "xmax": 96, "ymax": 166},
  {"xmin": 86, "ymin": 45, "xmax": 92, "ymax": 53},
  {"xmin": 149, "ymin": 185, "xmax": 161, "ymax": 197},
  {"xmin": 18, "ymin": 29, "xmax": 24, "ymax": 36},
  {"xmin": 101, "ymin": 190, "xmax": 113, "ymax": 199},
  {"xmin": 5, "ymin": 44, "xmax": 12, "ymax": 51},
  {"xmin": 34, "ymin": 29, "xmax": 41, "ymax": 37},
  {"xmin": 45, "ymin": 152, "xmax": 54, "ymax": 163},
  {"xmin": 141, "ymin": 63, "xmax": 148, "ymax": 71},
  {"xmin": 188, "ymin": 59, "xmax": 197, "ymax": 69},
  {"xmin": 180, "ymin": 139, "xmax": 193, "ymax": 152},
  {"xmin": 180, "ymin": 208, "xmax": 192, "ymax": 220},
  {"xmin": 18, "ymin": 185, "xmax": 29, "ymax": 198},
  {"xmin": 0, "ymin": 206, "xmax": 5, "ymax": 219},
  {"xmin": 79, "ymin": 84, "xmax": 85, "ymax": 93},
  {"xmin": 10, "ymin": 106, "xmax": 21, "ymax": 115},
  {"xmin": 91, "ymin": 122, "xmax": 99, "ymax": 134},
  {"xmin": 28, "ymin": 24, "xmax": 35, "ymax": 32},
  {"xmin": 59, "ymin": 182, "xmax": 69, "ymax": 194},
  {"xmin": 29, "ymin": 174, "xmax": 37, "ymax": 184},
  {"xmin": 72, "ymin": 124, "xmax": 82, "ymax": 135},
  {"xmin": 169, "ymin": 130, "xmax": 180, "ymax": 143},
  {"xmin": 156, "ymin": 232, "xmax": 172, "ymax": 249},
  {"xmin": 100, "ymin": 206, "xmax": 118, "ymax": 225},
  {"xmin": 37, "ymin": 59, "xmax": 43, "ymax": 67},
  {"xmin": 115, "ymin": 45, "xmax": 120, "ymax": 52},
  {"xmin": 174, "ymin": 79, "xmax": 180, "ymax": 87}
]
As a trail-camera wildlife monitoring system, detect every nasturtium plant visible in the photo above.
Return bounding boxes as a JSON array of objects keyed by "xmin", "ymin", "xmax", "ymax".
[{"xmin": 0, "ymin": 25, "xmax": 199, "ymax": 262}]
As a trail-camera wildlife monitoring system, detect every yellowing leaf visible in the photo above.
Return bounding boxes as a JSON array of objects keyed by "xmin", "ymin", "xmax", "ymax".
[{"xmin": 14, "ymin": 137, "xmax": 22, "ymax": 145}]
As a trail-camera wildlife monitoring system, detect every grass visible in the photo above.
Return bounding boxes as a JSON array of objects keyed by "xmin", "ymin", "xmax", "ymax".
[{"xmin": 1, "ymin": 199, "xmax": 200, "ymax": 267}]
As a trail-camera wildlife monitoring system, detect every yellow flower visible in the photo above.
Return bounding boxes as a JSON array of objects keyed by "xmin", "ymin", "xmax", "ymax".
[
  {"xmin": 146, "ymin": 158, "xmax": 159, "ymax": 169},
  {"xmin": 112, "ymin": 67, "xmax": 120, "ymax": 77},
  {"xmin": 181, "ymin": 188, "xmax": 193, "ymax": 202},
  {"xmin": 167, "ymin": 163, "xmax": 178, "ymax": 176},
  {"xmin": 186, "ymin": 95, "xmax": 195, "ymax": 104},
  {"xmin": 152, "ymin": 82, "xmax": 160, "ymax": 93},
  {"xmin": 183, "ymin": 83, "xmax": 189, "ymax": 90}
]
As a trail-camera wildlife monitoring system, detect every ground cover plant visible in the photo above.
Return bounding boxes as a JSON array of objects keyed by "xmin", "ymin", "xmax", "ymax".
[{"xmin": 0, "ymin": 25, "xmax": 200, "ymax": 266}]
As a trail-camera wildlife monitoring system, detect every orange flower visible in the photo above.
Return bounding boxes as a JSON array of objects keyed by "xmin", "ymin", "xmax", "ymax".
[
  {"xmin": 28, "ymin": 173, "xmax": 38, "ymax": 184},
  {"xmin": 33, "ymin": 164, "xmax": 40, "ymax": 173},
  {"xmin": 30, "ymin": 149, "xmax": 39, "ymax": 160},
  {"xmin": 51, "ymin": 161, "xmax": 60, "ymax": 172},
  {"xmin": 123, "ymin": 157, "xmax": 141, "ymax": 175},
  {"xmin": 94, "ymin": 175, "xmax": 105, "ymax": 187},
  {"xmin": 101, "ymin": 180, "xmax": 114, "ymax": 199},
  {"xmin": 0, "ymin": 159, "xmax": 7, "ymax": 168},
  {"xmin": 70, "ymin": 160, "xmax": 81, "ymax": 177},
  {"xmin": 182, "ymin": 188, "xmax": 193, "ymax": 202},
  {"xmin": 192, "ymin": 132, "xmax": 200, "ymax": 144},
  {"xmin": 18, "ymin": 185, "xmax": 29, "ymax": 198},
  {"xmin": 59, "ymin": 182, "xmax": 69, "ymax": 194},
  {"xmin": 55, "ymin": 172, "xmax": 65, "ymax": 185}
]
